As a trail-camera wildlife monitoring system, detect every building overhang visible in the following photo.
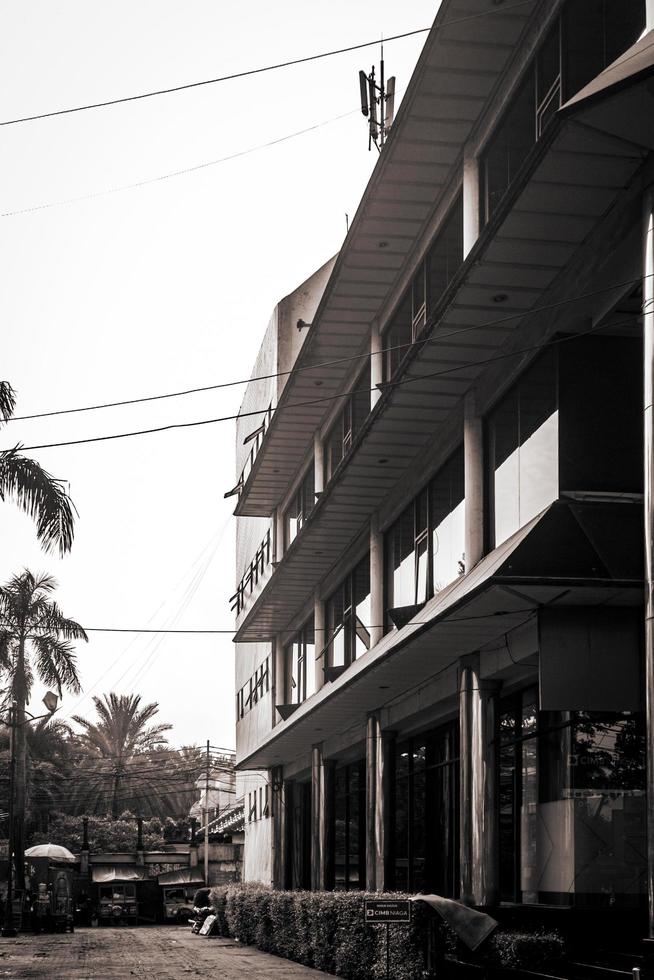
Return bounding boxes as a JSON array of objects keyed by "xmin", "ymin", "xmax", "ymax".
[
  {"xmin": 234, "ymin": 0, "xmax": 538, "ymax": 519},
  {"xmin": 235, "ymin": 60, "xmax": 651, "ymax": 640},
  {"xmin": 236, "ymin": 500, "xmax": 643, "ymax": 770}
]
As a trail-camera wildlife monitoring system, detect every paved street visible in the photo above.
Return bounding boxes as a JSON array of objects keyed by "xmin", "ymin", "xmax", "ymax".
[{"xmin": 0, "ymin": 926, "xmax": 334, "ymax": 979}]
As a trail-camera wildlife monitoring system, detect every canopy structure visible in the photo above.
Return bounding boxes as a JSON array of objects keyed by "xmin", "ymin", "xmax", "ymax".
[
  {"xmin": 238, "ymin": 499, "xmax": 643, "ymax": 770},
  {"xmin": 25, "ymin": 843, "xmax": 76, "ymax": 863},
  {"xmin": 157, "ymin": 868, "xmax": 204, "ymax": 887},
  {"xmin": 91, "ymin": 866, "xmax": 144, "ymax": 884}
]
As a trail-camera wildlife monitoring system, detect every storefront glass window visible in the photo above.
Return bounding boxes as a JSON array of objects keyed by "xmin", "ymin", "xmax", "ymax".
[{"xmin": 334, "ymin": 762, "xmax": 365, "ymax": 891}]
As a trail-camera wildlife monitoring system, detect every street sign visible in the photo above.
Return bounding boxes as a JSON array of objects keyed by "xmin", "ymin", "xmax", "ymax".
[{"xmin": 364, "ymin": 899, "xmax": 411, "ymax": 923}]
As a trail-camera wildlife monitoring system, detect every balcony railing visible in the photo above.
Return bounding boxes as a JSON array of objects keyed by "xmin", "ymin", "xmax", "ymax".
[{"xmin": 230, "ymin": 528, "xmax": 272, "ymax": 616}]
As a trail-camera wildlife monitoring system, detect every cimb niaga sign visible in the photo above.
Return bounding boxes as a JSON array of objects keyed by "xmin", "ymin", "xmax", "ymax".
[{"xmin": 364, "ymin": 899, "xmax": 411, "ymax": 923}]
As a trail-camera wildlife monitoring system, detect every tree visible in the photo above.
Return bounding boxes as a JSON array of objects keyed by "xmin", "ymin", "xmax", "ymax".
[
  {"xmin": 72, "ymin": 694, "xmax": 173, "ymax": 818},
  {"xmin": 0, "ymin": 382, "xmax": 76, "ymax": 556},
  {"xmin": 0, "ymin": 570, "xmax": 87, "ymax": 888}
]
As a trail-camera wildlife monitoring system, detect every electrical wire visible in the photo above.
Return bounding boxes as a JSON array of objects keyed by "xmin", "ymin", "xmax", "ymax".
[
  {"xmin": 6, "ymin": 305, "xmax": 644, "ymax": 454},
  {"xmin": 0, "ymin": 3, "xmax": 533, "ymax": 128},
  {"xmin": 3, "ymin": 273, "xmax": 646, "ymax": 426},
  {"xmin": 0, "ymin": 110, "xmax": 357, "ymax": 218}
]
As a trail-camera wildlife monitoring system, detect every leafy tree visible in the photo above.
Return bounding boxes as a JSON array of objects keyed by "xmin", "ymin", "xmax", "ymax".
[
  {"xmin": 0, "ymin": 382, "xmax": 76, "ymax": 556},
  {"xmin": 72, "ymin": 694, "xmax": 173, "ymax": 818},
  {"xmin": 0, "ymin": 570, "xmax": 86, "ymax": 887}
]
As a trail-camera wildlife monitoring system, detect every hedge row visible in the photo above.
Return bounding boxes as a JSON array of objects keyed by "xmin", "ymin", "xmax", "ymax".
[{"xmin": 209, "ymin": 883, "xmax": 565, "ymax": 979}]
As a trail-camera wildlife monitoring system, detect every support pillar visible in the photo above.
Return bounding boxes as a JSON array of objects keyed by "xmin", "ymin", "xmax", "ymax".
[
  {"xmin": 648, "ymin": 0, "xmax": 654, "ymax": 33},
  {"xmin": 311, "ymin": 746, "xmax": 335, "ymax": 890},
  {"xmin": 314, "ymin": 430, "xmax": 324, "ymax": 497},
  {"xmin": 283, "ymin": 779, "xmax": 295, "ymax": 890},
  {"xmin": 463, "ymin": 152, "xmax": 480, "ymax": 259},
  {"xmin": 275, "ymin": 508, "xmax": 285, "ymax": 562},
  {"xmin": 464, "ymin": 390, "xmax": 484, "ymax": 572},
  {"xmin": 375, "ymin": 729, "xmax": 395, "ymax": 892},
  {"xmin": 370, "ymin": 319, "xmax": 383, "ymax": 408},
  {"xmin": 370, "ymin": 517, "xmax": 384, "ymax": 648},
  {"xmin": 459, "ymin": 656, "xmax": 499, "ymax": 906},
  {"xmin": 314, "ymin": 594, "xmax": 325, "ymax": 693},
  {"xmin": 644, "ymin": 187, "xmax": 654, "ymax": 937},
  {"xmin": 365, "ymin": 713, "xmax": 379, "ymax": 890},
  {"xmin": 271, "ymin": 767, "xmax": 284, "ymax": 888}
]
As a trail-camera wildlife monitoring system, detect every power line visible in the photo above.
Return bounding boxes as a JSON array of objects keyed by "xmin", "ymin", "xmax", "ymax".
[
  {"xmin": 5, "ymin": 301, "xmax": 644, "ymax": 455},
  {"xmin": 1, "ymin": 110, "xmax": 357, "ymax": 218},
  {"xmin": 1, "ymin": 274, "xmax": 645, "ymax": 434},
  {"xmin": 0, "ymin": 4, "xmax": 532, "ymax": 128}
]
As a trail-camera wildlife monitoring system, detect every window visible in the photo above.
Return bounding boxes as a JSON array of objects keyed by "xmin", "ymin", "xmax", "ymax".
[
  {"xmin": 482, "ymin": 2, "xmax": 646, "ymax": 225},
  {"xmin": 486, "ymin": 349, "xmax": 558, "ymax": 549},
  {"xmin": 427, "ymin": 195, "xmax": 463, "ymax": 309},
  {"xmin": 386, "ymin": 449, "xmax": 465, "ymax": 618},
  {"xmin": 285, "ymin": 619, "xmax": 316, "ymax": 705},
  {"xmin": 285, "ymin": 464, "xmax": 315, "ymax": 547},
  {"xmin": 499, "ymin": 688, "xmax": 646, "ymax": 906},
  {"xmin": 236, "ymin": 657, "xmax": 270, "ymax": 720},
  {"xmin": 394, "ymin": 725, "xmax": 459, "ymax": 894},
  {"xmin": 325, "ymin": 557, "xmax": 371, "ymax": 671},
  {"xmin": 325, "ymin": 364, "xmax": 371, "ymax": 482},
  {"xmin": 334, "ymin": 762, "xmax": 365, "ymax": 890}
]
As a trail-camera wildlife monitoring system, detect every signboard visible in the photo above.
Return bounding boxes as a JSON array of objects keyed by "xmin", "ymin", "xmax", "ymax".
[
  {"xmin": 364, "ymin": 899, "xmax": 411, "ymax": 923},
  {"xmin": 199, "ymin": 913, "xmax": 217, "ymax": 936}
]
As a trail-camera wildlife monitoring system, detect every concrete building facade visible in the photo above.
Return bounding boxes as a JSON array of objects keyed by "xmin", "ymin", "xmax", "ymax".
[{"xmin": 232, "ymin": 0, "xmax": 654, "ymax": 939}]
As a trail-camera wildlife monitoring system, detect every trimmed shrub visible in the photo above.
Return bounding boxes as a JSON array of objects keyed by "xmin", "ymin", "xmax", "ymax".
[{"xmin": 212, "ymin": 884, "xmax": 565, "ymax": 979}]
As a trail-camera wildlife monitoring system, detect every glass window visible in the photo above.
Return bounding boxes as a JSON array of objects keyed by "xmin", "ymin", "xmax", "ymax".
[
  {"xmin": 386, "ymin": 449, "xmax": 465, "ymax": 620},
  {"xmin": 286, "ymin": 619, "xmax": 315, "ymax": 704},
  {"xmin": 428, "ymin": 196, "xmax": 463, "ymax": 311},
  {"xmin": 499, "ymin": 687, "xmax": 646, "ymax": 907},
  {"xmin": 383, "ymin": 292, "xmax": 413, "ymax": 382},
  {"xmin": 326, "ymin": 556, "xmax": 371, "ymax": 671},
  {"xmin": 325, "ymin": 364, "xmax": 371, "ymax": 483},
  {"xmin": 394, "ymin": 725, "xmax": 459, "ymax": 894},
  {"xmin": 482, "ymin": 67, "xmax": 535, "ymax": 223},
  {"xmin": 285, "ymin": 464, "xmax": 315, "ymax": 547},
  {"xmin": 334, "ymin": 762, "xmax": 365, "ymax": 890},
  {"xmin": 563, "ymin": 0, "xmax": 646, "ymax": 101},
  {"xmin": 487, "ymin": 350, "xmax": 558, "ymax": 549}
]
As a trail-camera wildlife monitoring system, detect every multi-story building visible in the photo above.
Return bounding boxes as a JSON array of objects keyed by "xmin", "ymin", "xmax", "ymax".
[{"xmin": 232, "ymin": 0, "xmax": 654, "ymax": 938}]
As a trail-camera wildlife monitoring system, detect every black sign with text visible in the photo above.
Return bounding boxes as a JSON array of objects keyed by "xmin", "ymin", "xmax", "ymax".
[{"xmin": 364, "ymin": 899, "xmax": 411, "ymax": 923}]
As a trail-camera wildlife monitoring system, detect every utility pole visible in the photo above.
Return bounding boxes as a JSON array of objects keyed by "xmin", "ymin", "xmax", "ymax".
[
  {"xmin": 204, "ymin": 740, "xmax": 210, "ymax": 886},
  {"xmin": 2, "ymin": 704, "xmax": 16, "ymax": 937}
]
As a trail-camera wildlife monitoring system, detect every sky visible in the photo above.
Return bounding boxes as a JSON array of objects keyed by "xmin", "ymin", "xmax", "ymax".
[{"xmin": 0, "ymin": 0, "xmax": 440, "ymax": 748}]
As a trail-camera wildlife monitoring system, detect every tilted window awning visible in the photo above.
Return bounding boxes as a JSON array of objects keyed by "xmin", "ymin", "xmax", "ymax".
[
  {"xmin": 237, "ymin": 499, "xmax": 643, "ymax": 770},
  {"xmin": 91, "ymin": 866, "xmax": 145, "ymax": 883},
  {"xmin": 157, "ymin": 868, "xmax": 204, "ymax": 887}
]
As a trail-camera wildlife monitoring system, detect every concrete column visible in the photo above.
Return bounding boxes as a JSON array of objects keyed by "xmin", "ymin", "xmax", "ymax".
[
  {"xmin": 644, "ymin": 188, "xmax": 654, "ymax": 937},
  {"xmin": 314, "ymin": 593, "xmax": 325, "ymax": 693},
  {"xmin": 375, "ymin": 729, "xmax": 395, "ymax": 892},
  {"xmin": 314, "ymin": 429, "xmax": 324, "ymax": 496},
  {"xmin": 463, "ymin": 152, "xmax": 480, "ymax": 258},
  {"xmin": 370, "ymin": 516, "xmax": 384, "ymax": 648},
  {"xmin": 310, "ymin": 746, "xmax": 334, "ymax": 890},
  {"xmin": 272, "ymin": 767, "xmax": 285, "ymax": 888},
  {"xmin": 275, "ymin": 508, "xmax": 285, "ymax": 562},
  {"xmin": 459, "ymin": 656, "xmax": 499, "ymax": 906},
  {"xmin": 464, "ymin": 389, "xmax": 484, "ymax": 572},
  {"xmin": 647, "ymin": 0, "xmax": 654, "ymax": 32},
  {"xmin": 365, "ymin": 713, "xmax": 379, "ymax": 890},
  {"xmin": 283, "ymin": 779, "xmax": 296, "ymax": 890},
  {"xmin": 370, "ymin": 318, "xmax": 383, "ymax": 408}
]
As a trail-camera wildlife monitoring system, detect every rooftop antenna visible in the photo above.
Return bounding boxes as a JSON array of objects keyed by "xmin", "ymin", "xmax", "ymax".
[{"xmin": 358, "ymin": 42, "xmax": 395, "ymax": 152}]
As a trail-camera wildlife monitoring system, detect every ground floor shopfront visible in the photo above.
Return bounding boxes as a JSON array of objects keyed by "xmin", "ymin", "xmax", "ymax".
[{"xmin": 271, "ymin": 604, "xmax": 646, "ymax": 918}]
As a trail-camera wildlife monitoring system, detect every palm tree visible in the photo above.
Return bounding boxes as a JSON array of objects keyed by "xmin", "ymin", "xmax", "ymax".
[
  {"xmin": 72, "ymin": 694, "xmax": 172, "ymax": 818},
  {"xmin": 0, "ymin": 570, "xmax": 87, "ymax": 887},
  {"xmin": 0, "ymin": 381, "xmax": 76, "ymax": 556}
]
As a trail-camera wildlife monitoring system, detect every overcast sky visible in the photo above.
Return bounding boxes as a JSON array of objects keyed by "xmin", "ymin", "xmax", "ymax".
[{"xmin": 0, "ymin": 1, "xmax": 439, "ymax": 747}]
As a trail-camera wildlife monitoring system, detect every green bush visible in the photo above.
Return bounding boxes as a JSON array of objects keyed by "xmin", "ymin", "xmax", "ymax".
[{"xmin": 212, "ymin": 884, "xmax": 565, "ymax": 979}]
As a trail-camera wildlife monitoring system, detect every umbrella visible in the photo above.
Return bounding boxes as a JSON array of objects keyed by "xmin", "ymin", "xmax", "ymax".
[{"xmin": 25, "ymin": 843, "xmax": 77, "ymax": 863}]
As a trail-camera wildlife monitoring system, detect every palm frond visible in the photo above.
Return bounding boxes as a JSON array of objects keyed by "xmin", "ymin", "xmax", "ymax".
[
  {"xmin": 0, "ymin": 450, "xmax": 76, "ymax": 556},
  {"xmin": 31, "ymin": 633, "xmax": 82, "ymax": 696},
  {"xmin": 0, "ymin": 383, "xmax": 16, "ymax": 423}
]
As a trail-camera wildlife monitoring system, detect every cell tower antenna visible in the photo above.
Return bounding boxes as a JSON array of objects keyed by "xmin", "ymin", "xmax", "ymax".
[{"xmin": 357, "ymin": 44, "xmax": 395, "ymax": 152}]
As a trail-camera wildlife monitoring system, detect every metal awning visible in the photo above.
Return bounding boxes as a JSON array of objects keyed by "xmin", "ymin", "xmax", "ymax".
[
  {"xmin": 237, "ymin": 500, "xmax": 643, "ymax": 769},
  {"xmin": 91, "ymin": 866, "xmax": 145, "ymax": 884},
  {"xmin": 234, "ymin": 0, "xmax": 537, "ymax": 519},
  {"xmin": 157, "ymin": 868, "xmax": 204, "ymax": 887},
  {"xmin": 235, "ymin": 41, "xmax": 652, "ymax": 640}
]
